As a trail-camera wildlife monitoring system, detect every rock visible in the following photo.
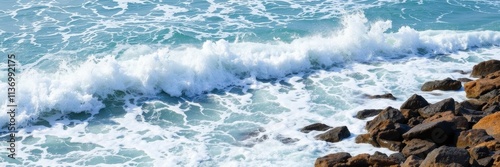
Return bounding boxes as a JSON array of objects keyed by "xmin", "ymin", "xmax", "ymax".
[
  {"xmin": 368, "ymin": 151, "xmax": 399, "ymax": 166},
  {"xmin": 464, "ymin": 71, "xmax": 500, "ymax": 98},
  {"xmin": 355, "ymin": 134, "xmax": 378, "ymax": 146},
  {"xmin": 418, "ymin": 98, "xmax": 455, "ymax": 118},
  {"xmin": 365, "ymin": 93, "xmax": 397, "ymax": 100},
  {"xmin": 478, "ymin": 89, "xmax": 500, "ymax": 103},
  {"xmin": 421, "ymin": 78, "xmax": 462, "ymax": 91},
  {"xmin": 377, "ymin": 138, "xmax": 404, "ymax": 151},
  {"xmin": 407, "ymin": 116, "xmax": 424, "ymax": 127},
  {"xmin": 470, "ymin": 59, "xmax": 500, "ymax": 78},
  {"xmin": 452, "ymin": 70, "xmax": 470, "ymax": 75},
  {"xmin": 475, "ymin": 141, "xmax": 500, "ymax": 152},
  {"xmin": 395, "ymin": 123, "xmax": 411, "ymax": 135},
  {"xmin": 493, "ymin": 152, "xmax": 500, "ymax": 166},
  {"xmin": 403, "ymin": 120, "xmax": 454, "ymax": 145},
  {"xmin": 457, "ymin": 78, "xmax": 473, "ymax": 83},
  {"xmin": 315, "ymin": 126, "xmax": 351, "ymax": 143},
  {"xmin": 301, "ymin": 123, "xmax": 332, "ymax": 133},
  {"xmin": 456, "ymin": 129, "xmax": 494, "ymax": 148},
  {"xmin": 482, "ymin": 95, "xmax": 500, "ymax": 114},
  {"xmin": 469, "ymin": 146, "xmax": 493, "ymax": 167},
  {"xmin": 389, "ymin": 152, "xmax": 406, "ymax": 164},
  {"xmin": 422, "ymin": 111, "xmax": 469, "ymax": 130},
  {"xmin": 400, "ymin": 94, "xmax": 430, "ymax": 110},
  {"xmin": 473, "ymin": 112, "xmax": 500, "ymax": 140},
  {"xmin": 474, "ymin": 157, "xmax": 493, "ymax": 167},
  {"xmin": 366, "ymin": 107, "xmax": 406, "ymax": 131},
  {"xmin": 355, "ymin": 109, "xmax": 382, "ymax": 120},
  {"xmin": 401, "ymin": 109, "xmax": 420, "ymax": 120},
  {"xmin": 402, "ymin": 155, "xmax": 423, "ymax": 167},
  {"xmin": 315, "ymin": 152, "xmax": 351, "ymax": 167},
  {"xmin": 402, "ymin": 138, "xmax": 437, "ymax": 158},
  {"xmin": 459, "ymin": 99, "xmax": 486, "ymax": 111},
  {"xmin": 420, "ymin": 146, "xmax": 470, "ymax": 167},
  {"xmin": 347, "ymin": 153, "xmax": 370, "ymax": 166}
]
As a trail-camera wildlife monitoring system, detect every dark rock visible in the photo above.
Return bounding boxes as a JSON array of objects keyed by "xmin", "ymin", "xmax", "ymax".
[
  {"xmin": 418, "ymin": 98, "xmax": 455, "ymax": 118},
  {"xmin": 315, "ymin": 126, "xmax": 351, "ymax": 143},
  {"xmin": 402, "ymin": 120, "xmax": 454, "ymax": 145},
  {"xmin": 462, "ymin": 114, "xmax": 485, "ymax": 125},
  {"xmin": 453, "ymin": 70, "xmax": 470, "ymax": 75},
  {"xmin": 368, "ymin": 151, "xmax": 399, "ymax": 166},
  {"xmin": 465, "ymin": 71, "xmax": 500, "ymax": 98},
  {"xmin": 423, "ymin": 111, "xmax": 469, "ymax": 130},
  {"xmin": 402, "ymin": 138, "xmax": 437, "ymax": 158},
  {"xmin": 347, "ymin": 153, "xmax": 370, "ymax": 166},
  {"xmin": 407, "ymin": 116, "xmax": 424, "ymax": 127},
  {"xmin": 469, "ymin": 146, "xmax": 493, "ymax": 167},
  {"xmin": 301, "ymin": 123, "xmax": 332, "ymax": 133},
  {"xmin": 400, "ymin": 94, "xmax": 430, "ymax": 110},
  {"xmin": 457, "ymin": 78, "xmax": 473, "ymax": 83},
  {"xmin": 366, "ymin": 107, "xmax": 406, "ymax": 131},
  {"xmin": 365, "ymin": 93, "xmax": 397, "ymax": 100},
  {"xmin": 401, "ymin": 109, "xmax": 420, "ymax": 120},
  {"xmin": 492, "ymin": 151, "xmax": 500, "ymax": 166},
  {"xmin": 482, "ymin": 95, "xmax": 500, "ymax": 114},
  {"xmin": 377, "ymin": 139, "xmax": 404, "ymax": 152},
  {"xmin": 473, "ymin": 112, "xmax": 500, "ymax": 140},
  {"xmin": 389, "ymin": 152, "xmax": 406, "ymax": 164},
  {"xmin": 460, "ymin": 99, "xmax": 486, "ymax": 111},
  {"xmin": 474, "ymin": 156, "xmax": 493, "ymax": 167},
  {"xmin": 478, "ymin": 89, "xmax": 500, "ymax": 102},
  {"xmin": 456, "ymin": 129, "xmax": 494, "ymax": 148},
  {"xmin": 355, "ymin": 109, "xmax": 382, "ymax": 120},
  {"xmin": 402, "ymin": 155, "xmax": 423, "ymax": 167},
  {"xmin": 355, "ymin": 134, "xmax": 378, "ymax": 146},
  {"xmin": 470, "ymin": 59, "xmax": 500, "ymax": 78},
  {"xmin": 420, "ymin": 146, "xmax": 470, "ymax": 167},
  {"xmin": 314, "ymin": 152, "xmax": 351, "ymax": 167},
  {"xmin": 276, "ymin": 135, "xmax": 299, "ymax": 144},
  {"xmin": 475, "ymin": 141, "xmax": 500, "ymax": 152},
  {"xmin": 421, "ymin": 77, "xmax": 462, "ymax": 91},
  {"xmin": 395, "ymin": 123, "xmax": 411, "ymax": 135}
]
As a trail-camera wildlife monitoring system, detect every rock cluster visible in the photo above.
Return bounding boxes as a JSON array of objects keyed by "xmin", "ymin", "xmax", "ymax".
[{"xmin": 311, "ymin": 59, "xmax": 500, "ymax": 167}]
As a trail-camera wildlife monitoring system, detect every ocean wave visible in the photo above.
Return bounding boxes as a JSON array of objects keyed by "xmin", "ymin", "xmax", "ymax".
[{"xmin": 1, "ymin": 12, "xmax": 500, "ymax": 126}]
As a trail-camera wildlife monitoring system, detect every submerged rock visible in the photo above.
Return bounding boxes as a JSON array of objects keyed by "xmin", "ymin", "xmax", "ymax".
[
  {"xmin": 300, "ymin": 123, "xmax": 331, "ymax": 133},
  {"xmin": 355, "ymin": 109, "xmax": 383, "ymax": 119},
  {"xmin": 364, "ymin": 93, "xmax": 397, "ymax": 100}
]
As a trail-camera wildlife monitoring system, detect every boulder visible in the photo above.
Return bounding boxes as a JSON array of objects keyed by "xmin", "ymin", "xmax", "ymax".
[
  {"xmin": 470, "ymin": 59, "xmax": 500, "ymax": 78},
  {"xmin": 401, "ymin": 109, "xmax": 420, "ymax": 120},
  {"xmin": 355, "ymin": 109, "xmax": 382, "ymax": 120},
  {"xmin": 478, "ymin": 89, "xmax": 500, "ymax": 103},
  {"xmin": 420, "ymin": 146, "xmax": 470, "ymax": 167},
  {"xmin": 482, "ymin": 95, "xmax": 500, "ymax": 115},
  {"xmin": 473, "ymin": 112, "xmax": 500, "ymax": 140},
  {"xmin": 315, "ymin": 126, "xmax": 351, "ymax": 143},
  {"xmin": 402, "ymin": 155, "xmax": 423, "ymax": 167},
  {"xmin": 355, "ymin": 134, "xmax": 378, "ymax": 146},
  {"xmin": 402, "ymin": 138, "xmax": 437, "ymax": 158},
  {"xmin": 389, "ymin": 152, "xmax": 406, "ymax": 164},
  {"xmin": 459, "ymin": 99, "xmax": 486, "ymax": 111},
  {"xmin": 456, "ymin": 129, "xmax": 494, "ymax": 148},
  {"xmin": 402, "ymin": 120, "xmax": 454, "ymax": 145},
  {"xmin": 422, "ymin": 111, "xmax": 468, "ymax": 130},
  {"xmin": 418, "ymin": 98, "xmax": 455, "ymax": 118},
  {"xmin": 421, "ymin": 78, "xmax": 462, "ymax": 91},
  {"xmin": 301, "ymin": 123, "xmax": 332, "ymax": 133},
  {"xmin": 315, "ymin": 152, "xmax": 351, "ymax": 167},
  {"xmin": 347, "ymin": 153, "xmax": 370, "ymax": 166},
  {"xmin": 464, "ymin": 71, "xmax": 500, "ymax": 98},
  {"xmin": 400, "ymin": 94, "xmax": 430, "ymax": 110},
  {"xmin": 366, "ymin": 107, "xmax": 406, "ymax": 131},
  {"xmin": 368, "ymin": 151, "xmax": 399, "ymax": 166},
  {"xmin": 469, "ymin": 146, "xmax": 493, "ymax": 167},
  {"xmin": 365, "ymin": 93, "xmax": 397, "ymax": 100}
]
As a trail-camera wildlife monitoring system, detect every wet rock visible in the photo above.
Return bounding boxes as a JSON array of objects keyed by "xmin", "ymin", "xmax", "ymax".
[
  {"xmin": 300, "ymin": 123, "xmax": 332, "ymax": 133},
  {"xmin": 315, "ymin": 126, "xmax": 351, "ymax": 143},
  {"xmin": 402, "ymin": 120, "xmax": 454, "ymax": 145},
  {"xmin": 421, "ymin": 77, "xmax": 462, "ymax": 91},
  {"xmin": 365, "ymin": 93, "xmax": 397, "ymax": 100},
  {"xmin": 402, "ymin": 138, "xmax": 437, "ymax": 158},
  {"xmin": 355, "ymin": 109, "xmax": 382, "ymax": 120},
  {"xmin": 420, "ymin": 146, "xmax": 470, "ymax": 167},
  {"xmin": 366, "ymin": 107, "xmax": 406, "ymax": 131},
  {"xmin": 456, "ymin": 129, "xmax": 494, "ymax": 148},
  {"xmin": 457, "ymin": 78, "xmax": 473, "ymax": 83},
  {"xmin": 470, "ymin": 59, "xmax": 500, "ymax": 78},
  {"xmin": 418, "ymin": 98, "xmax": 455, "ymax": 118},
  {"xmin": 346, "ymin": 153, "xmax": 370, "ymax": 166},
  {"xmin": 452, "ymin": 69, "xmax": 470, "ymax": 75},
  {"xmin": 402, "ymin": 155, "xmax": 423, "ymax": 167},
  {"xmin": 473, "ymin": 112, "xmax": 500, "ymax": 140},
  {"xmin": 368, "ymin": 151, "xmax": 399, "ymax": 166},
  {"xmin": 314, "ymin": 152, "xmax": 351, "ymax": 167},
  {"xmin": 276, "ymin": 135, "xmax": 299, "ymax": 144},
  {"xmin": 464, "ymin": 71, "xmax": 500, "ymax": 98},
  {"xmin": 400, "ymin": 94, "xmax": 430, "ymax": 110}
]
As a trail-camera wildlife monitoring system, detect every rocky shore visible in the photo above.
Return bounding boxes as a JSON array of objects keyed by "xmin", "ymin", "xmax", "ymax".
[{"xmin": 307, "ymin": 60, "xmax": 500, "ymax": 167}]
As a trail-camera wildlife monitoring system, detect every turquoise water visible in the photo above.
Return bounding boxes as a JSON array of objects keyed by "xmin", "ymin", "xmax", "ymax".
[{"xmin": 1, "ymin": 0, "xmax": 500, "ymax": 166}]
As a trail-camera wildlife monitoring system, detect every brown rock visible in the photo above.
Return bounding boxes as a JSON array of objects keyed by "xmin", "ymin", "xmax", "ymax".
[
  {"xmin": 464, "ymin": 71, "xmax": 500, "ymax": 98},
  {"xmin": 368, "ymin": 151, "xmax": 399, "ymax": 166},
  {"xmin": 457, "ymin": 78, "xmax": 473, "ymax": 83},
  {"xmin": 420, "ymin": 146, "xmax": 470, "ymax": 167},
  {"xmin": 402, "ymin": 138, "xmax": 437, "ymax": 158},
  {"xmin": 402, "ymin": 155, "xmax": 423, "ymax": 167},
  {"xmin": 473, "ymin": 112, "xmax": 500, "ymax": 140},
  {"xmin": 301, "ymin": 123, "xmax": 332, "ymax": 133},
  {"xmin": 355, "ymin": 109, "xmax": 383, "ymax": 120},
  {"xmin": 365, "ymin": 93, "xmax": 397, "ymax": 100},
  {"xmin": 355, "ymin": 134, "xmax": 378, "ymax": 146},
  {"xmin": 493, "ymin": 152, "xmax": 500, "ymax": 166},
  {"xmin": 315, "ymin": 126, "xmax": 351, "ymax": 143},
  {"xmin": 478, "ymin": 89, "xmax": 500, "ymax": 103},
  {"xmin": 475, "ymin": 141, "xmax": 500, "ymax": 152},
  {"xmin": 470, "ymin": 59, "xmax": 500, "ymax": 78},
  {"xmin": 402, "ymin": 120, "xmax": 454, "ymax": 145},
  {"xmin": 421, "ymin": 77, "xmax": 462, "ymax": 91},
  {"xmin": 469, "ymin": 146, "xmax": 493, "ymax": 167},
  {"xmin": 418, "ymin": 98, "xmax": 455, "ymax": 118},
  {"xmin": 407, "ymin": 116, "xmax": 424, "ymax": 127},
  {"xmin": 456, "ymin": 129, "xmax": 494, "ymax": 148},
  {"xmin": 347, "ymin": 153, "xmax": 370, "ymax": 166},
  {"xmin": 460, "ymin": 99, "xmax": 486, "ymax": 111},
  {"xmin": 400, "ymin": 94, "xmax": 430, "ymax": 110},
  {"xmin": 315, "ymin": 152, "xmax": 351, "ymax": 167},
  {"xmin": 366, "ymin": 107, "xmax": 406, "ymax": 131},
  {"xmin": 423, "ymin": 111, "xmax": 469, "ymax": 130},
  {"xmin": 401, "ymin": 109, "xmax": 420, "ymax": 120},
  {"xmin": 389, "ymin": 152, "xmax": 406, "ymax": 164},
  {"xmin": 482, "ymin": 95, "xmax": 500, "ymax": 114}
]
